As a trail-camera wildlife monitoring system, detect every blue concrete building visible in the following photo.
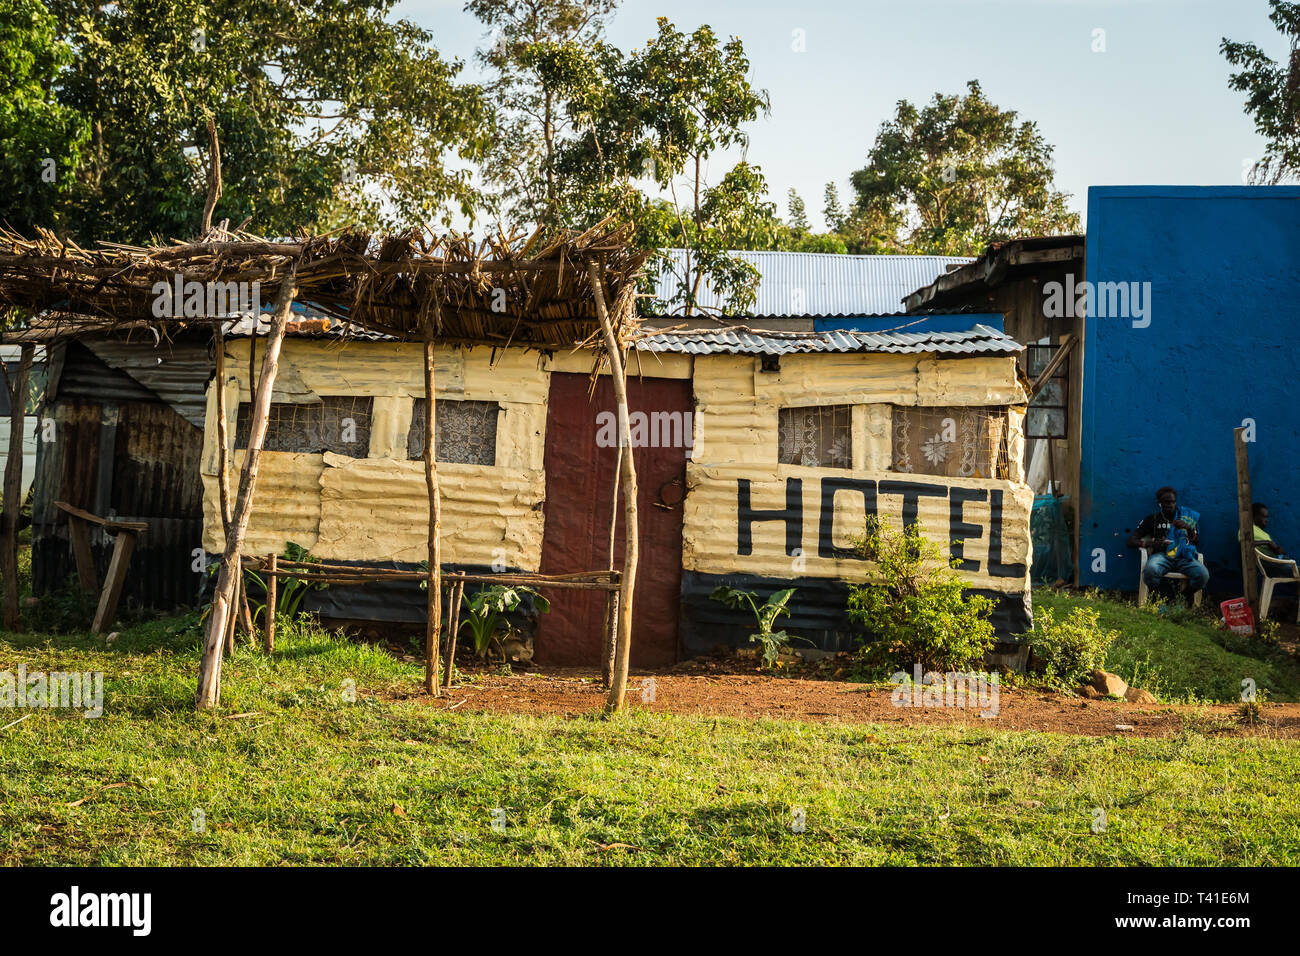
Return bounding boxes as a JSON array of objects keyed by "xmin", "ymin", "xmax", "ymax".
[{"xmin": 1078, "ymin": 185, "xmax": 1300, "ymax": 595}]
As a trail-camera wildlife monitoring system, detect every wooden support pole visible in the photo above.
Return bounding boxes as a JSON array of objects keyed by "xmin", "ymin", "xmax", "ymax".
[
  {"xmin": 214, "ymin": 326, "xmax": 233, "ymax": 535},
  {"xmin": 237, "ymin": 562, "xmax": 255, "ymax": 641},
  {"xmin": 0, "ymin": 344, "xmax": 32, "ymax": 631},
  {"xmin": 601, "ymin": 441, "xmax": 622, "ymax": 688},
  {"xmin": 1234, "ymin": 426, "xmax": 1259, "ymax": 616},
  {"xmin": 68, "ymin": 514, "xmax": 97, "ymax": 596},
  {"xmin": 587, "ymin": 261, "xmax": 638, "ymax": 714},
  {"xmin": 215, "ymin": 324, "xmax": 235, "ymax": 659},
  {"xmin": 234, "ymin": 332, "xmax": 258, "ymax": 640},
  {"xmin": 443, "ymin": 577, "xmax": 463, "ymax": 690},
  {"xmin": 196, "ymin": 267, "xmax": 296, "ymax": 709},
  {"xmin": 264, "ymin": 552, "xmax": 277, "ymax": 653},
  {"xmin": 224, "ymin": 568, "xmax": 240, "ymax": 655},
  {"xmin": 91, "ymin": 529, "xmax": 138, "ymax": 633},
  {"xmin": 422, "ymin": 313, "xmax": 442, "ymax": 696}
]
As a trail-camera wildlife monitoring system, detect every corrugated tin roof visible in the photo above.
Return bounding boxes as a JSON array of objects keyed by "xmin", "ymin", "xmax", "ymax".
[
  {"xmin": 653, "ymin": 249, "xmax": 974, "ymax": 317},
  {"xmin": 81, "ymin": 338, "xmax": 212, "ymax": 427},
  {"xmin": 638, "ymin": 324, "xmax": 1022, "ymax": 356},
  {"xmin": 225, "ymin": 302, "xmax": 396, "ymax": 341}
]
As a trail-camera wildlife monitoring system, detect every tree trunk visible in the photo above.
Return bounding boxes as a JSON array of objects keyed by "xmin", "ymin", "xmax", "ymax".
[
  {"xmin": 196, "ymin": 269, "xmax": 296, "ymax": 708},
  {"xmin": 1, "ymin": 345, "xmax": 33, "ymax": 631},
  {"xmin": 587, "ymin": 263, "xmax": 638, "ymax": 713},
  {"xmin": 423, "ymin": 317, "xmax": 442, "ymax": 696}
]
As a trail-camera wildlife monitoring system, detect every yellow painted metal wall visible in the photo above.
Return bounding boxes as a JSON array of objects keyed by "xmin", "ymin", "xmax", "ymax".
[
  {"xmin": 685, "ymin": 353, "xmax": 1031, "ymax": 595},
  {"xmin": 200, "ymin": 340, "xmax": 1030, "ymax": 597},
  {"xmin": 200, "ymin": 340, "xmax": 549, "ymax": 569}
]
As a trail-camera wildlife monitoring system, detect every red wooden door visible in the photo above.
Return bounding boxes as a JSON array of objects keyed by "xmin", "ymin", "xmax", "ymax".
[{"xmin": 538, "ymin": 372, "xmax": 689, "ymax": 667}]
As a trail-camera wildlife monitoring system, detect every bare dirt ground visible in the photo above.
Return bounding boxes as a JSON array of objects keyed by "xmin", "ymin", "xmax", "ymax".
[{"xmin": 390, "ymin": 667, "xmax": 1300, "ymax": 740}]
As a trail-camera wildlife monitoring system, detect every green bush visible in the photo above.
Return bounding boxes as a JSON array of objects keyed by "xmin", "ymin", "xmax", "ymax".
[
  {"xmin": 845, "ymin": 518, "xmax": 995, "ymax": 676},
  {"xmin": 1022, "ymin": 605, "xmax": 1117, "ymax": 689}
]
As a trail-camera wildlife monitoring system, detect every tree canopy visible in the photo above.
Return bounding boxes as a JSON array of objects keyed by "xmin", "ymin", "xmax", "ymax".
[
  {"xmin": 1, "ymin": 0, "xmax": 490, "ymax": 244},
  {"xmin": 848, "ymin": 80, "xmax": 1079, "ymax": 255},
  {"xmin": 1222, "ymin": 0, "xmax": 1300, "ymax": 184}
]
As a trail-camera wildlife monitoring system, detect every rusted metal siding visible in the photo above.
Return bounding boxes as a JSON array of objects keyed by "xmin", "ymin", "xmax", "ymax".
[
  {"xmin": 31, "ymin": 338, "xmax": 209, "ymax": 610},
  {"xmin": 112, "ymin": 403, "xmax": 204, "ymax": 518}
]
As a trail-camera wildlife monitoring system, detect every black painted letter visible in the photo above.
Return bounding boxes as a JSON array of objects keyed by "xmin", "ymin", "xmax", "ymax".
[{"xmin": 738, "ymin": 478, "xmax": 804, "ymax": 557}]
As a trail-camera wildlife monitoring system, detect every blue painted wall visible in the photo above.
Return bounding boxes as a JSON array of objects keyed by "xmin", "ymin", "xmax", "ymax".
[
  {"xmin": 1079, "ymin": 186, "xmax": 1300, "ymax": 594},
  {"xmin": 815, "ymin": 313, "xmax": 1003, "ymax": 334}
]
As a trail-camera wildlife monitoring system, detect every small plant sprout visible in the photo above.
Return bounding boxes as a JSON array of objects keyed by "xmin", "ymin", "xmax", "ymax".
[
  {"xmin": 709, "ymin": 586, "xmax": 803, "ymax": 667},
  {"xmin": 459, "ymin": 585, "xmax": 550, "ymax": 661}
]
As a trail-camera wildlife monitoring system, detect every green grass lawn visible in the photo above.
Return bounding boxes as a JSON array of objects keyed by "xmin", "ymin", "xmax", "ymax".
[
  {"xmin": 1032, "ymin": 589, "xmax": 1300, "ymax": 703},
  {"xmin": 2, "ymin": 613, "xmax": 1299, "ymax": 865}
]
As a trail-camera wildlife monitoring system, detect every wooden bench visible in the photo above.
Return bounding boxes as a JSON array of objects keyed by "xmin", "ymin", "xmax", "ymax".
[{"xmin": 54, "ymin": 501, "xmax": 148, "ymax": 634}]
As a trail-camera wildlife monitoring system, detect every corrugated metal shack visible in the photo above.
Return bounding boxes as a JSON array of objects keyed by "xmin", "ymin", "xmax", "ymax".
[
  {"xmin": 209, "ymin": 315, "xmax": 1032, "ymax": 665},
  {"xmin": 31, "ymin": 332, "xmax": 211, "ymax": 609}
]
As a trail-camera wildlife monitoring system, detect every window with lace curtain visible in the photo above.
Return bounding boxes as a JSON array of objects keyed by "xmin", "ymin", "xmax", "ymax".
[
  {"xmin": 777, "ymin": 405, "xmax": 852, "ymax": 469},
  {"xmin": 235, "ymin": 396, "xmax": 373, "ymax": 458},
  {"xmin": 408, "ymin": 398, "xmax": 498, "ymax": 465},
  {"xmin": 891, "ymin": 405, "xmax": 1009, "ymax": 479}
]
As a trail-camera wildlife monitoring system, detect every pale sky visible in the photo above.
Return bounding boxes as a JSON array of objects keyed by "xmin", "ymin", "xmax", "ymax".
[{"xmin": 395, "ymin": 0, "xmax": 1290, "ymax": 231}]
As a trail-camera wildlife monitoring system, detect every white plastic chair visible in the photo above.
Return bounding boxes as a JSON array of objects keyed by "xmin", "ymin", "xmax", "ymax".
[
  {"xmin": 1256, "ymin": 551, "xmax": 1300, "ymax": 623},
  {"xmin": 1137, "ymin": 547, "xmax": 1204, "ymax": 608}
]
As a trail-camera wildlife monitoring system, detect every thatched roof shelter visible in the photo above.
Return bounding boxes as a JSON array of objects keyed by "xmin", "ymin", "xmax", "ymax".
[
  {"xmin": 0, "ymin": 218, "xmax": 650, "ymax": 714},
  {"xmin": 0, "ymin": 219, "xmax": 648, "ymax": 348}
]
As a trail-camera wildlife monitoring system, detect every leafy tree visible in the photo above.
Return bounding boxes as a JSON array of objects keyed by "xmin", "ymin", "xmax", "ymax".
[
  {"xmin": 467, "ymin": 0, "xmax": 617, "ymax": 225},
  {"xmin": 822, "ymin": 182, "xmax": 846, "ymax": 233},
  {"xmin": 786, "ymin": 188, "xmax": 808, "ymax": 232},
  {"xmin": 1222, "ymin": 1, "xmax": 1300, "ymax": 184},
  {"xmin": 544, "ymin": 18, "xmax": 771, "ymax": 315},
  {"xmin": 0, "ymin": 0, "xmax": 88, "ymax": 233},
  {"xmin": 627, "ymin": 21, "xmax": 770, "ymax": 314},
  {"xmin": 13, "ymin": 1, "xmax": 490, "ymax": 244},
  {"xmin": 849, "ymin": 80, "xmax": 1079, "ymax": 256}
]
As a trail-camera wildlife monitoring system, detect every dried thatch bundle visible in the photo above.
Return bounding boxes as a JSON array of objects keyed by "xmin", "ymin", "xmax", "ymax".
[{"xmin": 0, "ymin": 219, "xmax": 649, "ymax": 349}]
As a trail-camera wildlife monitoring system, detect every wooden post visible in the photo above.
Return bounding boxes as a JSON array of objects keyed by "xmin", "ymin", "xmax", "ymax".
[
  {"xmin": 233, "ymin": 332, "xmax": 257, "ymax": 641},
  {"xmin": 443, "ymin": 577, "xmax": 463, "ymax": 690},
  {"xmin": 223, "ymin": 560, "xmax": 243, "ymax": 655},
  {"xmin": 0, "ymin": 344, "xmax": 32, "ymax": 631},
  {"xmin": 237, "ymin": 562, "xmax": 256, "ymax": 641},
  {"xmin": 68, "ymin": 514, "xmax": 98, "ymax": 596},
  {"xmin": 91, "ymin": 528, "xmax": 138, "ymax": 633},
  {"xmin": 264, "ymin": 552, "xmax": 277, "ymax": 653},
  {"xmin": 1234, "ymin": 426, "xmax": 1258, "ymax": 615},
  {"xmin": 196, "ymin": 268, "xmax": 296, "ymax": 708},
  {"xmin": 601, "ymin": 442, "xmax": 622, "ymax": 688},
  {"xmin": 422, "ymin": 314, "xmax": 442, "ymax": 696},
  {"xmin": 587, "ymin": 262, "xmax": 638, "ymax": 713},
  {"xmin": 216, "ymin": 325, "xmax": 235, "ymax": 659}
]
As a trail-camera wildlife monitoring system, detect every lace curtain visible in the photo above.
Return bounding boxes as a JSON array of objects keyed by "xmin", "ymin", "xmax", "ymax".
[
  {"xmin": 892, "ymin": 405, "xmax": 1007, "ymax": 479},
  {"xmin": 235, "ymin": 396, "xmax": 373, "ymax": 458},
  {"xmin": 408, "ymin": 398, "xmax": 498, "ymax": 465},
  {"xmin": 777, "ymin": 405, "xmax": 852, "ymax": 469}
]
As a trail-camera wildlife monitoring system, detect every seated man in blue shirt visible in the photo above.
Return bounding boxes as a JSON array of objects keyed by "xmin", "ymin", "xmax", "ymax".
[{"xmin": 1126, "ymin": 486, "xmax": 1209, "ymax": 601}]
